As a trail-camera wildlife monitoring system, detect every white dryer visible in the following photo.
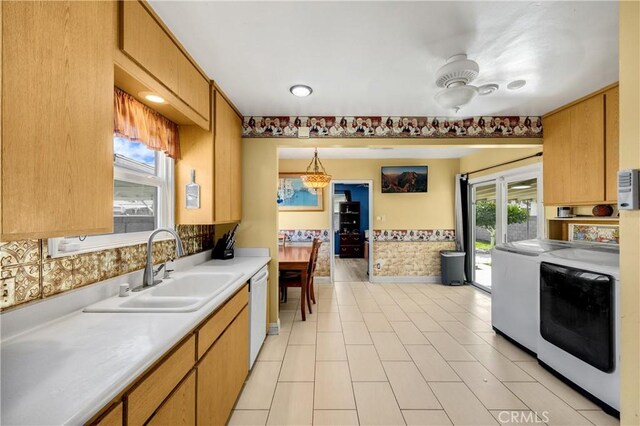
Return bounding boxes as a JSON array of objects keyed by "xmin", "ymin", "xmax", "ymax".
[
  {"xmin": 492, "ymin": 239, "xmax": 573, "ymax": 353},
  {"xmin": 537, "ymin": 246, "xmax": 620, "ymax": 414}
]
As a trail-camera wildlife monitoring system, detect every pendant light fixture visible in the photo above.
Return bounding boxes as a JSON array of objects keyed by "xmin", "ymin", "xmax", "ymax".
[{"xmin": 301, "ymin": 148, "xmax": 331, "ymax": 189}]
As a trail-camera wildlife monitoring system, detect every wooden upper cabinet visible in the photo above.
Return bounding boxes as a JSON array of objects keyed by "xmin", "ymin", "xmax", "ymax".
[
  {"xmin": 542, "ymin": 84, "xmax": 618, "ymax": 206},
  {"xmin": 543, "ymin": 109, "xmax": 572, "ymax": 205},
  {"xmin": 605, "ymin": 86, "xmax": 619, "ymax": 202},
  {"xmin": 175, "ymin": 124, "xmax": 216, "ymax": 224},
  {"xmin": 177, "ymin": 54, "xmax": 210, "ymax": 121},
  {"xmin": 175, "ymin": 88, "xmax": 242, "ymax": 225},
  {"xmin": 1, "ymin": 1, "xmax": 114, "ymax": 240},
  {"xmin": 214, "ymin": 91, "xmax": 243, "ymax": 223},
  {"xmin": 569, "ymin": 94, "xmax": 605, "ymax": 204},
  {"xmin": 120, "ymin": 1, "xmax": 210, "ymax": 122},
  {"xmin": 121, "ymin": 1, "xmax": 179, "ymax": 92},
  {"xmin": 230, "ymin": 112, "xmax": 243, "ymax": 222}
]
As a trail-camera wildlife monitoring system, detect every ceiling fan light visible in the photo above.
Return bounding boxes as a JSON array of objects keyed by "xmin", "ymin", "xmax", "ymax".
[
  {"xmin": 435, "ymin": 54, "xmax": 480, "ymax": 88},
  {"xmin": 435, "ymin": 85, "xmax": 478, "ymax": 112}
]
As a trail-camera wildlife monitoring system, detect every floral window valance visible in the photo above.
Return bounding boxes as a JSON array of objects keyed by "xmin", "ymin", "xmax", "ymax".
[{"xmin": 113, "ymin": 87, "xmax": 180, "ymax": 159}]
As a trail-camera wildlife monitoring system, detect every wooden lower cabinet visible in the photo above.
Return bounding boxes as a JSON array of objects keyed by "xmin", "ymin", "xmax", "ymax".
[
  {"xmin": 126, "ymin": 335, "xmax": 196, "ymax": 426},
  {"xmin": 92, "ymin": 402, "xmax": 123, "ymax": 426},
  {"xmin": 89, "ymin": 284, "xmax": 250, "ymax": 426},
  {"xmin": 147, "ymin": 370, "xmax": 196, "ymax": 426},
  {"xmin": 197, "ymin": 306, "xmax": 249, "ymax": 426}
]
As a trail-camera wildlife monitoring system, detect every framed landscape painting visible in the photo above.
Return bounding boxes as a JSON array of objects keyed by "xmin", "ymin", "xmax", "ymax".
[
  {"xmin": 278, "ymin": 173, "xmax": 324, "ymax": 211},
  {"xmin": 381, "ymin": 166, "xmax": 428, "ymax": 193}
]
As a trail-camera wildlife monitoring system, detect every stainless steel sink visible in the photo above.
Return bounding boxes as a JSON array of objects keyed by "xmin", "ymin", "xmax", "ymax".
[{"xmin": 83, "ymin": 272, "xmax": 243, "ymax": 313}]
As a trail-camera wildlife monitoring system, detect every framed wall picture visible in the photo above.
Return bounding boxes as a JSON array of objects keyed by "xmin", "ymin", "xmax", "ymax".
[
  {"xmin": 381, "ymin": 166, "xmax": 428, "ymax": 193},
  {"xmin": 278, "ymin": 173, "xmax": 324, "ymax": 211}
]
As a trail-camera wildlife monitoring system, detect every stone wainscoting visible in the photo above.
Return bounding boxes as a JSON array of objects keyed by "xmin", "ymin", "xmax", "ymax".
[
  {"xmin": 0, "ymin": 225, "xmax": 215, "ymax": 311},
  {"xmin": 281, "ymin": 228, "xmax": 456, "ymax": 279},
  {"xmin": 315, "ymin": 243, "xmax": 330, "ymax": 277},
  {"xmin": 373, "ymin": 241, "xmax": 456, "ymax": 277}
]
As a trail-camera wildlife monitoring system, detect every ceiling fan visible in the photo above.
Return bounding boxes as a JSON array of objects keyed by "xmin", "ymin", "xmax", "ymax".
[{"xmin": 434, "ymin": 54, "xmax": 499, "ymax": 113}]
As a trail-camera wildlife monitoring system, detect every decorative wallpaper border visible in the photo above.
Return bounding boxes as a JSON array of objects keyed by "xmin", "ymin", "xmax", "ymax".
[
  {"xmin": 373, "ymin": 229, "xmax": 455, "ymax": 242},
  {"xmin": 279, "ymin": 229, "xmax": 330, "ymax": 243},
  {"xmin": 243, "ymin": 116, "xmax": 542, "ymax": 139}
]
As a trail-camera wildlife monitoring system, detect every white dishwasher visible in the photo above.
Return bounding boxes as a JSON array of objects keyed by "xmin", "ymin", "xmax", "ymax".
[{"xmin": 248, "ymin": 266, "xmax": 268, "ymax": 369}]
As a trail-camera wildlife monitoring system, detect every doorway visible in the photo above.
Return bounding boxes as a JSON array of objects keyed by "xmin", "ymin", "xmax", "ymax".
[
  {"xmin": 329, "ymin": 181, "xmax": 373, "ymax": 283},
  {"xmin": 469, "ymin": 164, "xmax": 543, "ymax": 292}
]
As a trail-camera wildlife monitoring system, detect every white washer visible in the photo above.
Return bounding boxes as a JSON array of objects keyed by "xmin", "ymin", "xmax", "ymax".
[
  {"xmin": 537, "ymin": 246, "xmax": 620, "ymax": 413},
  {"xmin": 492, "ymin": 239, "xmax": 573, "ymax": 353}
]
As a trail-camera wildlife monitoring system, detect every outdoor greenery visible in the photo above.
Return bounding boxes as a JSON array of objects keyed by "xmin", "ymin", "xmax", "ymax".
[
  {"xmin": 474, "ymin": 241, "xmax": 493, "ymax": 251},
  {"xmin": 476, "ymin": 201, "xmax": 529, "ymax": 246}
]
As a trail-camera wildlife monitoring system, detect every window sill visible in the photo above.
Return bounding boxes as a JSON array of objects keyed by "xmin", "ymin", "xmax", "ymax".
[{"xmin": 47, "ymin": 234, "xmax": 175, "ymax": 259}]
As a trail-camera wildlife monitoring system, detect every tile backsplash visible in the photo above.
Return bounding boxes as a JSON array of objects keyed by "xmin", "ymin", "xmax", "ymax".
[{"xmin": 0, "ymin": 225, "xmax": 215, "ymax": 311}]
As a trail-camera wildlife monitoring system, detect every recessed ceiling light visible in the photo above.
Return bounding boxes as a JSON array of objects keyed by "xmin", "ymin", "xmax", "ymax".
[
  {"xmin": 512, "ymin": 185, "xmax": 531, "ymax": 189},
  {"xmin": 139, "ymin": 91, "xmax": 166, "ymax": 103},
  {"xmin": 507, "ymin": 80, "xmax": 527, "ymax": 90},
  {"xmin": 290, "ymin": 85, "xmax": 313, "ymax": 97}
]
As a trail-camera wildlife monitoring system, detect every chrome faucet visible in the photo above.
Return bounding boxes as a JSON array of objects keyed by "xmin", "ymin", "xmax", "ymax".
[{"xmin": 137, "ymin": 228, "xmax": 186, "ymax": 291}]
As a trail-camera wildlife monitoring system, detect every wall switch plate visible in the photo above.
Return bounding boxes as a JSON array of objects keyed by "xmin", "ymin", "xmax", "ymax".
[
  {"xmin": 297, "ymin": 126, "xmax": 310, "ymax": 138},
  {"xmin": 618, "ymin": 169, "xmax": 640, "ymax": 210}
]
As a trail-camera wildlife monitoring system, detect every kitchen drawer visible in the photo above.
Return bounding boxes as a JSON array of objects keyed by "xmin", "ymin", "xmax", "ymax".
[
  {"xmin": 90, "ymin": 402, "xmax": 122, "ymax": 426},
  {"xmin": 146, "ymin": 370, "xmax": 196, "ymax": 426},
  {"xmin": 340, "ymin": 234, "xmax": 361, "ymax": 244},
  {"xmin": 126, "ymin": 335, "xmax": 195, "ymax": 426},
  {"xmin": 197, "ymin": 284, "xmax": 248, "ymax": 359}
]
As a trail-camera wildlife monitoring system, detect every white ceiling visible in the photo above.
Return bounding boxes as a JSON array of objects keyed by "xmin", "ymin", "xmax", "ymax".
[
  {"xmin": 278, "ymin": 146, "xmax": 480, "ymax": 159},
  {"xmin": 149, "ymin": 1, "xmax": 618, "ymax": 117}
]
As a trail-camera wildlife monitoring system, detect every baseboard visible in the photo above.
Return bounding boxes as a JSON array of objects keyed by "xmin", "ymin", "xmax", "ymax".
[
  {"xmin": 369, "ymin": 275, "xmax": 441, "ymax": 284},
  {"xmin": 314, "ymin": 276, "xmax": 331, "ymax": 284},
  {"xmin": 268, "ymin": 320, "xmax": 280, "ymax": 335}
]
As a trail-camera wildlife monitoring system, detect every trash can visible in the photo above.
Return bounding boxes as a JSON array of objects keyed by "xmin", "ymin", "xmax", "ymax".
[{"xmin": 440, "ymin": 251, "xmax": 466, "ymax": 286}]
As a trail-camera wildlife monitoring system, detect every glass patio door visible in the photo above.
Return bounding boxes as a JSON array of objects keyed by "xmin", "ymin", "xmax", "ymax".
[
  {"xmin": 470, "ymin": 169, "xmax": 543, "ymax": 292},
  {"xmin": 505, "ymin": 178, "xmax": 540, "ymax": 243},
  {"xmin": 471, "ymin": 181, "xmax": 497, "ymax": 291}
]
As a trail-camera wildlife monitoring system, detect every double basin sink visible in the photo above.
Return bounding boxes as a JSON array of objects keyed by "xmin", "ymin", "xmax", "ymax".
[{"xmin": 84, "ymin": 271, "xmax": 244, "ymax": 313}]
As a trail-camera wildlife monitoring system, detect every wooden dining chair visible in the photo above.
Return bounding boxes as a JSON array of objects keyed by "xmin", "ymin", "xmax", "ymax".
[
  {"xmin": 279, "ymin": 238, "xmax": 320, "ymax": 321},
  {"xmin": 307, "ymin": 239, "xmax": 320, "ymax": 305}
]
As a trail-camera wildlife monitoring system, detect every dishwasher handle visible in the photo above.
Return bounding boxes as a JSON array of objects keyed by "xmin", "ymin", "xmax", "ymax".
[{"xmin": 249, "ymin": 266, "xmax": 269, "ymax": 290}]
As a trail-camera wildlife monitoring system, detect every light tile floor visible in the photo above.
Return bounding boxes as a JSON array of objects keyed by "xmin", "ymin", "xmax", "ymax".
[{"xmin": 230, "ymin": 282, "xmax": 619, "ymax": 426}]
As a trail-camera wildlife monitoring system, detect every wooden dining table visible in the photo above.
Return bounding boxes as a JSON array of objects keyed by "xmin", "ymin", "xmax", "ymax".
[{"xmin": 278, "ymin": 245, "xmax": 312, "ymax": 319}]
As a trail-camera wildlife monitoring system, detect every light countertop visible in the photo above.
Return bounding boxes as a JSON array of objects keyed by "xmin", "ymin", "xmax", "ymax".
[{"xmin": 0, "ymin": 255, "xmax": 270, "ymax": 426}]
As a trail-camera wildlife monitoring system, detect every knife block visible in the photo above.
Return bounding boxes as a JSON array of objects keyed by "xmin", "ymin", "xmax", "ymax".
[{"xmin": 213, "ymin": 248, "xmax": 234, "ymax": 260}]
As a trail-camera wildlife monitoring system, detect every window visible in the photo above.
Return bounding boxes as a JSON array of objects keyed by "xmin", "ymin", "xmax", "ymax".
[{"xmin": 48, "ymin": 135, "xmax": 174, "ymax": 256}]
